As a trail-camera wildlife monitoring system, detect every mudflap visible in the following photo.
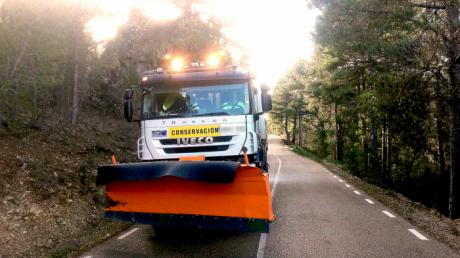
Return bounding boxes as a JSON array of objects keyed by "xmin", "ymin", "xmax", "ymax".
[{"xmin": 96, "ymin": 161, "xmax": 275, "ymax": 233}]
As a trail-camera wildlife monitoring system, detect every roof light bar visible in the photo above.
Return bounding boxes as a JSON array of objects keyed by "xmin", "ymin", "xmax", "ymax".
[
  {"xmin": 170, "ymin": 57, "xmax": 185, "ymax": 72},
  {"xmin": 162, "ymin": 50, "xmax": 227, "ymax": 71},
  {"xmin": 206, "ymin": 54, "xmax": 221, "ymax": 67}
]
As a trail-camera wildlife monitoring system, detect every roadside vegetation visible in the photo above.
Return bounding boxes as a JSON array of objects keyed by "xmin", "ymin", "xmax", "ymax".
[{"xmin": 271, "ymin": 0, "xmax": 460, "ymax": 219}]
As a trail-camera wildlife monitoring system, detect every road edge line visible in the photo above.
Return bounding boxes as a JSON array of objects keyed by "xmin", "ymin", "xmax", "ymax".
[
  {"xmin": 408, "ymin": 229, "xmax": 429, "ymax": 240},
  {"xmin": 117, "ymin": 227, "xmax": 139, "ymax": 240},
  {"xmin": 257, "ymin": 150, "xmax": 282, "ymax": 258}
]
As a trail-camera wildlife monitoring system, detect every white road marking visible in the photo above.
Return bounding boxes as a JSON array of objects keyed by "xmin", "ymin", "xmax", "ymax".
[
  {"xmin": 117, "ymin": 227, "xmax": 139, "ymax": 240},
  {"xmin": 408, "ymin": 229, "xmax": 429, "ymax": 240},
  {"xmin": 82, "ymin": 256, "xmax": 92, "ymax": 258},
  {"xmin": 257, "ymin": 233, "xmax": 268, "ymax": 258},
  {"xmin": 353, "ymin": 190, "xmax": 361, "ymax": 195},
  {"xmin": 365, "ymin": 199, "xmax": 375, "ymax": 204},
  {"xmin": 270, "ymin": 152, "xmax": 282, "ymax": 197},
  {"xmin": 258, "ymin": 150, "xmax": 282, "ymax": 258},
  {"xmin": 338, "ymin": 179, "xmax": 344, "ymax": 182},
  {"xmin": 345, "ymin": 184, "xmax": 351, "ymax": 188},
  {"xmin": 333, "ymin": 175, "xmax": 338, "ymax": 178},
  {"xmin": 382, "ymin": 210, "xmax": 396, "ymax": 218}
]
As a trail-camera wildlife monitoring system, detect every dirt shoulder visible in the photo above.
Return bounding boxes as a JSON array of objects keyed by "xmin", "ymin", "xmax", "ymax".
[
  {"xmin": 321, "ymin": 162, "xmax": 460, "ymax": 253},
  {"xmin": 0, "ymin": 115, "xmax": 137, "ymax": 257}
]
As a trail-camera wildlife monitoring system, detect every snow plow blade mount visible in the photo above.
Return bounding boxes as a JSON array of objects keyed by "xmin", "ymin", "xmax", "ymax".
[{"xmin": 96, "ymin": 161, "xmax": 275, "ymax": 233}]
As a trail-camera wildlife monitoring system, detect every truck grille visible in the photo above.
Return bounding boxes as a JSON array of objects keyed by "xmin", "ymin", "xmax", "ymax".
[
  {"xmin": 163, "ymin": 145, "xmax": 230, "ymax": 154},
  {"xmin": 159, "ymin": 136, "xmax": 233, "ymax": 145}
]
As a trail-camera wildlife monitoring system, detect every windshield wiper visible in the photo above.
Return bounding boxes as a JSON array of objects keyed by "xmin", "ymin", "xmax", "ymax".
[{"xmin": 191, "ymin": 112, "xmax": 230, "ymax": 117}]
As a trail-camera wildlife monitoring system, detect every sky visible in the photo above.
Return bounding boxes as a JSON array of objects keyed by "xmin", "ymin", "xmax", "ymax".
[{"xmin": 85, "ymin": 0, "xmax": 319, "ymax": 87}]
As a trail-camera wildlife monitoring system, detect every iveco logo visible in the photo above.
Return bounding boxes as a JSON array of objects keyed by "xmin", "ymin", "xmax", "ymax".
[{"xmin": 177, "ymin": 137, "xmax": 214, "ymax": 145}]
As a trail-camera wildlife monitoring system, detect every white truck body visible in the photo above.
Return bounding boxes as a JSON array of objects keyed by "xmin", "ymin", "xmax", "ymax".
[
  {"xmin": 138, "ymin": 115, "xmax": 263, "ymax": 160},
  {"xmin": 125, "ymin": 67, "xmax": 271, "ymax": 169}
]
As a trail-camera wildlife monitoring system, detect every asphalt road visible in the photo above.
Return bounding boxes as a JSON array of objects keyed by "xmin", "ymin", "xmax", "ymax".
[{"xmin": 79, "ymin": 135, "xmax": 459, "ymax": 258}]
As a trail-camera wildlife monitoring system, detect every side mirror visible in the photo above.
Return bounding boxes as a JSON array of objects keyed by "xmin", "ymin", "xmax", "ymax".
[
  {"xmin": 123, "ymin": 88, "xmax": 134, "ymax": 122},
  {"xmin": 261, "ymin": 90, "xmax": 272, "ymax": 112}
]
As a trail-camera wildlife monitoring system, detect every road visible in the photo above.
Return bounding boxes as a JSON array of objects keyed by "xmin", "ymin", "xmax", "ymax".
[{"xmin": 79, "ymin": 135, "xmax": 459, "ymax": 258}]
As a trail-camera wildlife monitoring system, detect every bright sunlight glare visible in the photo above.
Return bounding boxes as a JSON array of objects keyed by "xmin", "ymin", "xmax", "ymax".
[
  {"xmin": 199, "ymin": 0, "xmax": 319, "ymax": 86},
  {"xmin": 85, "ymin": 0, "xmax": 319, "ymax": 87},
  {"xmin": 85, "ymin": 0, "xmax": 182, "ymax": 42}
]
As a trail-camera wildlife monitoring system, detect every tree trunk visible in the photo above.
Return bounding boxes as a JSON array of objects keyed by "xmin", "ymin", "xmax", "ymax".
[
  {"xmin": 292, "ymin": 113, "xmax": 297, "ymax": 145},
  {"xmin": 446, "ymin": 0, "xmax": 460, "ymax": 218},
  {"xmin": 8, "ymin": 37, "xmax": 28, "ymax": 80},
  {"xmin": 284, "ymin": 114, "xmax": 290, "ymax": 144},
  {"xmin": 32, "ymin": 56, "xmax": 38, "ymax": 111},
  {"xmin": 334, "ymin": 103, "xmax": 343, "ymax": 161},
  {"xmin": 370, "ymin": 116, "xmax": 378, "ymax": 168},
  {"xmin": 71, "ymin": 31, "xmax": 80, "ymax": 125},
  {"xmin": 387, "ymin": 126, "xmax": 392, "ymax": 184},
  {"xmin": 298, "ymin": 113, "xmax": 303, "ymax": 147},
  {"xmin": 381, "ymin": 116, "xmax": 389, "ymax": 184},
  {"xmin": 368, "ymin": 55, "xmax": 379, "ymax": 174},
  {"xmin": 433, "ymin": 78, "xmax": 449, "ymax": 212}
]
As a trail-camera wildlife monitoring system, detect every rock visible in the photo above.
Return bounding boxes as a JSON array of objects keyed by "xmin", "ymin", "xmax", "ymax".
[{"xmin": 29, "ymin": 204, "xmax": 43, "ymax": 216}]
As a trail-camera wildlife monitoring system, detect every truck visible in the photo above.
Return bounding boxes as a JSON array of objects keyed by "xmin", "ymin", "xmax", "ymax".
[{"xmin": 96, "ymin": 53, "xmax": 275, "ymax": 232}]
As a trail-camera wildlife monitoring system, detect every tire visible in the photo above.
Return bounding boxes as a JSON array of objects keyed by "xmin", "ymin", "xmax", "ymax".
[{"xmin": 262, "ymin": 161, "xmax": 269, "ymax": 172}]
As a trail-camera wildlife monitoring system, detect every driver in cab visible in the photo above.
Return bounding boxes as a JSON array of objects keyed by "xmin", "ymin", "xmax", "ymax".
[{"xmin": 221, "ymin": 90, "xmax": 245, "ymax": 114}]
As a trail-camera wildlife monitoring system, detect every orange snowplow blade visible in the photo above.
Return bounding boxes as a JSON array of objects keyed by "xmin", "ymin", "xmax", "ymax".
[{"xmin": 97, "ymin": 162, "xmax": 275, "ymax": 232}]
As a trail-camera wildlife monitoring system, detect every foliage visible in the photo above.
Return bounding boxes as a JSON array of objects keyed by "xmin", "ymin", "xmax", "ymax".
[
  {"xmin": 272, "ymin": 0, "xmax": 460, "ymax": 217},
  {"xmin": 290, "ymin": 145, "xmax": 322, "ymax": 162},
  {"xmin": 0, "ymin": 0, "xmax": 92, "ymax": 130},
  {"xmin": 0, "ymin": 0, "xmax": 228, "ymax": 132}
]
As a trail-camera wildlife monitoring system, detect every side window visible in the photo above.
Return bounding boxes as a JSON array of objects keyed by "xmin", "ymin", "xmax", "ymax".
[
  {"xmin": 143, "ymin": 97, "xmax": 151, "ymax": 113},
  {"xmin": 245, "ymin": 87, "xmax": 251, "ymax": 114}
]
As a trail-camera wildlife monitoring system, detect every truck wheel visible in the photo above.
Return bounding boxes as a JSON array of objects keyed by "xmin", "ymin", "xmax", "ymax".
[{"xmin": 262, "ymin": 161, "xmax": 269, "ymax": 172}]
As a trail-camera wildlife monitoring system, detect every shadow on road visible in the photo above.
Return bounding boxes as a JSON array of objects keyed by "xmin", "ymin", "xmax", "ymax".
[
  {"xmin": 151, "ymin": 226, "xmax": 250, "ymax": 243},
  {"xmin": 147, "ymin": 226, "xmax": 260, "ymax": 256}
]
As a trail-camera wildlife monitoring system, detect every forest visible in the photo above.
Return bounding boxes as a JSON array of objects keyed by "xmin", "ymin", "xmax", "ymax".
[
  {"xmin": 271, "ymin": 0, "xmax": 460, "ymax": 219},
  {"xmin": 0, "ymin": 0, "xmax": 230, "ymax": 256},
  {"xmin": 0, "ymin": 0, "xmax": 226, "ymax": 131}
]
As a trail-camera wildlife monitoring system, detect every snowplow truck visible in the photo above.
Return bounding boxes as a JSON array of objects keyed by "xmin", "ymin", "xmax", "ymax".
[{"xmin": 96, "ymin": 57, "xmax": 275, "ymax": 232}]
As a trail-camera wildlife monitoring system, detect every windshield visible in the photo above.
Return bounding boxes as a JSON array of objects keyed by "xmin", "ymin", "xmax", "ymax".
[{"xmin": 142, "ymin": 83, "xmax": 250, "ymax": 119}]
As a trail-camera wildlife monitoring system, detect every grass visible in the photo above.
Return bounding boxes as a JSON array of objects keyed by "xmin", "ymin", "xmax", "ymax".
[
  {"xmin": 289, "ymin": 144, "xmax": 346, "ymax": 170},
  {"xmin": 289, "ymin": 145, "xmax": 322, "ymax": 162}
]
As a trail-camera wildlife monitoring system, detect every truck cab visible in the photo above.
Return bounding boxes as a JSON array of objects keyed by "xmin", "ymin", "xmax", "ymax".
[{"xmin": 124, "ymin": 65, "xmax": 272, "ymax": 171}]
